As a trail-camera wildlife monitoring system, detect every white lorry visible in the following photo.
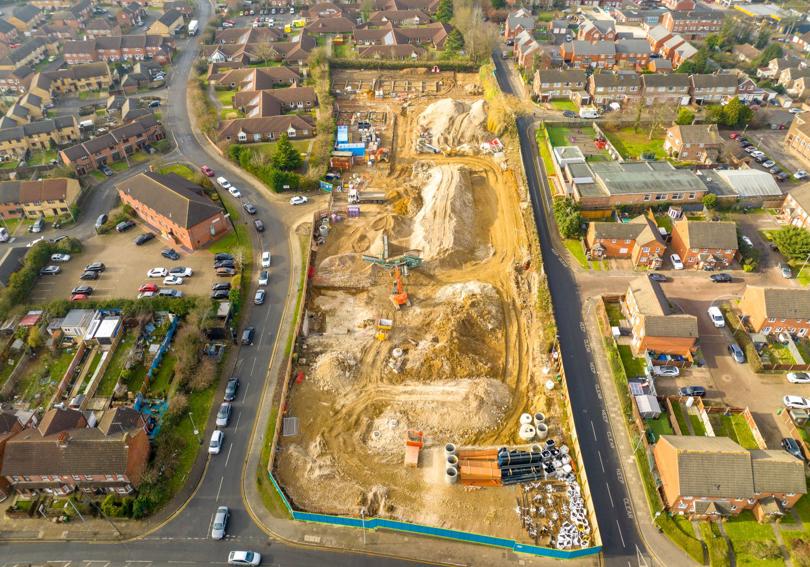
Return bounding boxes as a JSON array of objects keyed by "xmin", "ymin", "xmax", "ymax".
[{"xmin": 188, "ymin": 19, "xmax": 199, "ymax": 36}]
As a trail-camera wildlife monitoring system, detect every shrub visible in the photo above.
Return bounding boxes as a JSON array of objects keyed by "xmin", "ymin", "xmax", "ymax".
[{"xmin": 552, "ymin": 196, "xmax": 583, "ymax": 238}]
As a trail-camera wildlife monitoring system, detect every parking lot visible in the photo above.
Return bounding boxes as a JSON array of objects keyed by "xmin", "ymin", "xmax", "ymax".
[
  {"xmin": 738, "ymin": 129, "xmax": 805, "ymax": 178},
  {"xmin": 30, "ymin": 229, "xmax": 219, "ymax": 303}
]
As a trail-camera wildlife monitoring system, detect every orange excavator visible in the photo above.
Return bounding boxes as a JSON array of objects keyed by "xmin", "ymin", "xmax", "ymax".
[{"xmin": 390, "ymin": 266, "xmax": 411, "ymax": 309}]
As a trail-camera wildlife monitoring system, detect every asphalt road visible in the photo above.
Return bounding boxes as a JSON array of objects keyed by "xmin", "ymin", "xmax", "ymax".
[{"xmin": 491, "ymin": 55, "xmax": 646, "ymax": 565}]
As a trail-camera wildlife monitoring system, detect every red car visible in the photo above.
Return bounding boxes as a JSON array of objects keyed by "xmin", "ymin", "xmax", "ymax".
[
  {"xmin": 729, "ymin": 132, "xmax": 739, "ymax": 140},
  {"xmin": 201, "ymin": 165, "xmax": 215, "ymax": 177},
  {"xmin": 70, "ymin": 294, "xmax": 88, "ymax": 301},
  {"xmin": 139, "ymin": 283, "xmax": 159, "ymax": 293}
]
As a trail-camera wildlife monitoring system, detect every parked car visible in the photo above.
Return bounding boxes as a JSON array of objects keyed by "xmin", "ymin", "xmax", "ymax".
[
  {"xmin": 261, "ymin": 251, "xmax": 271, "ymax": 268},
  {"xmin": 762, "ymin": 160, "xmax": 776, "ymax": 169},
  {"xmin": 678, "ymin": 386, "xmax": 706, "ymax": 398},
  {"xmin": 211, "ymin": 289, "xmax": 229, "ymax": 300},
  {"xmin": 85, "ymin": 262, "xmax": 106, "ymax": 272},
  {"xmin": 224, "ymin": 377, "xmax": 239, "ymax": 401},
  {"xmin": 80, "ymin": 270, "xmax": 99, "ymax": 280},
  {"xmin": 216, "ymin": 176, "xmax": 231, "ymax": 189},
  {"xmin": 782, "ymin": 438, "xmax": 805, "ymax": 461},
  {"xmin": 135, "ymin": 233, "xmax": 155, "ymax": 245},
  {"xmin": 211, "ymin": 506, "xmax": 229, "ymax": 540},
  {"xmin": 158, "ymin": 288, "xmax": 183, "ymax": 298},
  {"xmin": 100, "ymin": 164, "xmax": 114, "ymax": 177},
  {"xmin": 214, "ymin": 253, "xmax": 234, "ymax": 263},
  {"xmin": 169, "ymin": 267, "xmax": 192, "ymax": 277},
  {"xmin": 161, "ymin": 248, "xmax": 180, "ymax": 261},
  {"xmin": 653, "ymin": 365, "xmax": 680, "ymax": 377},
  {"xmin": 707, "ymin": 306, "xmax": 725, "ymax": 328},
  {"xmin": 289, "ymin": 195, "xmax": 308, "ymax": 206},
  {"xmin": 258, "ymin": 270, "xmax": 269, "ymax": 286},
  {"xmin": 253, "ymin": 219, "xmax": 264, "ymax": 232},
  {"xmin": 776, "ymin": 172, "xmax": 789, "ymax": 182},
  {"xmin": 710, "ymin": 273, "xmax": 732, "ymax": 283},
  {"xmin": 40, "ymin": 265, "xmax": 61, "ymax": 275},
  {"xmin": 241, "ymin": 327, "xmax": 255, "ymax": 345},
  {"xmin": 216, "ymin": 403, "xmax": 232, "ymax": 427},
  {"xmin": 212, "ymin": 282, "xmax": 231, "ymax": 291},
  {"xmin": 562, "ymin": 110, "xmax": 577, "ymax": 118},
  {"xmin": 116, "ymin": 220, "xmax": 135, "ymax": 232},
  {"xmin": 780, "ymin": 263, "xmax": 793, "ymax": 279},
  {"xmin": 147, "ymin": 267, "xmax": 168, "ymax": 278},
  {"xmin": 201, "ymin": 165, "xmax": 215, "ymax": 177},
  {"xmin": 787, "ymin": 372, "xmax": 810, "ymax": 384},
  {"xmin": 228, "ymin": 186, "xmax": 242, "ymax": 198},
  {"xmin": 795, "ymin": 170, "xmax": 808, "ymax": 180},
  {"xmin": 670, "ymin": 254, "xmax": 684, "ymax": 270},
  {"xmin": 783, "ymin": 395, "xmax": 810, "ymax": 410},
  {"xmin": 70, "ymin": 293, "xmax": 89, "ymax": 301},
  {"xmin": 216, "ymin": 267, "xmax": 237, "ymax": 277},
  {"xmin": 209, "ymin": 430, "xmax": 224, "ymax": 454},
  {"xmin": 139, "ymin": 283, "xmax": 159, "ymax": 293},
  {"xmin": 71, "ymin": 285, "xmax": 93, "ymax": 296},
  {"xmin": 243, "ymin": 203, "xmax": 257, "ymax": 215},
  {"xmin": 163, "ymin": 275, "xmax": 183, "ymax": 285},
  {"xmin": 215, "ymin": 260, "xmax": 236, "ymax": 269},
  {"xmin": 728, "ymin": 342, "xmax": 745, "ymax": 363},
  {"xmin": 51, "ymin": 253, "xmax": 71, "ymax": 262},
  {"xmin": 254, "ymin": 289, "xmax": 266, "ymax": 305},
  {"xmin": 227, "ymin": 551, "xmax": 261, "ymax": 566}
]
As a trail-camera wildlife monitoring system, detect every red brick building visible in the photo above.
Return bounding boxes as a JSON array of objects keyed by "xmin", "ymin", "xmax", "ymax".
[
  {"xmin": 117, "ymin": 172, "xmax": 231, "ymax": 251},
  {"xmin": 670, "ymin": 219, "xmax": 738, "ymax": 270},
  {"xmin": 62, "ymin": 35, "xmax": 174, "ymax": 65},
  {"xmin": 738, "ymin": 285, "xmax": 810, "ymax": 337},
  {"xmin": 585, "ymin": 213, "xmax": 665, "ymax": 267},
  {"xmin": 661, "ymin": 10, "xmax": 723, "ymax": 40}
]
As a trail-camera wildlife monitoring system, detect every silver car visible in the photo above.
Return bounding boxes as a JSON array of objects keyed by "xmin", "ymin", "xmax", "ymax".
[
  {"xmin": 216, "ymin": 402, "xmax": 232, "ymax": 427},
  {"xmin": 211, "ymin": 505, "xmax": 229, "ymax": 540}
]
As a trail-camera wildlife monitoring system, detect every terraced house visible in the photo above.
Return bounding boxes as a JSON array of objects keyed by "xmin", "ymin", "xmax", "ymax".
[
  {"xmin": 663, "ymin": 123, "xmax": 723, "ymax": 163},
  {"xmin": 30, "ymin": 63, "xmax": 112, "ymax": 97},
  {"xmin": 661, "ymin": 9, "xmax": 723, "ymax": 40},
  {"xmin": 689, "ymin": 73, "xmax": 738, "ymax": 104},
  {"xmin": 0, "ymin": 38, "xmax": 51, "ymax": 72},
  {"xmin": 670, "ymin": 219, "xmax": 738, "ymax": 270},
  {"xmin": 0, "ymin": 178, "xmax": 81, "ymax": 219},
  {"xmin": 785, "ymin": 115, "xmax": 810, "ymax": 162},
  {"xmin": 641, "ymin": 73, "xmax": 691, "ymax": 105},
  {"xmin": 587, "ymin": 71, "xmax": 640, "ymax": 105},
  {"xmin": 532, "ymin": 69, "xmax": 588, "ymax": 102},
  {"xmin": 738, "ymin": 286, "xmax": 810, "ymax": 336},
  {"xmin": 148, "ymin": 9, "xmax": 184, "ymax": 36},
  {"xmin": 6, "ymin": 5, "xmax": 44, "ymax": 32},
  {"xmin": 63, "ymin": 35, "xmax": 174, "ymax": 64},
  {"xmin": 0, "ymin": 116, "xmax": 79, "ymax": 159}
]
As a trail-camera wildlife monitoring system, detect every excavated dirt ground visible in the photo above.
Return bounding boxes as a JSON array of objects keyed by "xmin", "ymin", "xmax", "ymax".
[{"xmin": 276, "ymin": 74, "xmax": 566, "ymax": 542}]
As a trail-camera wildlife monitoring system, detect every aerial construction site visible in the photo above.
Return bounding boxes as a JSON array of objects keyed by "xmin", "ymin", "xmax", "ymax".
[{"xmin": 275, "ymin": 69, "xmax": 596, "ymax": 549}]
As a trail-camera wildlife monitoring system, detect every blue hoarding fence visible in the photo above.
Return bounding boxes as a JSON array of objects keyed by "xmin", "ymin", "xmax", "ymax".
[
  {"xmin": 319, "ymin": 180, "xmax": 334, "ymax": 192},
  {"xmin": 266, "ymin": 472, "xmax": 601, "ymax": 559},
  {"xmin": 335, "ymin": 142, "xmax": 366, "ymax": 157}
]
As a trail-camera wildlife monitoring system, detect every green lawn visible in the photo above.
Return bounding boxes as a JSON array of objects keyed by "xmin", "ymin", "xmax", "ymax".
[
  {"xmin": 618, "ymin": 345, "xmax": 647, "ymax": 376},
  {"xmin": 28, "ymin": 149, "xmax": 57, "ymax": 166},
  {"xmin": 251, "ymin": 139, "xmax": 311, "ymax": 160},
  {"xmin": 762, "ymin": 341, "xmax": 795, "ymax": 365},
  {"xmin": 332, "ymin": 43, "xmax": 352, "ymax": 58},
  {"xmin": 728, "ymin": 414, "xmax": 759, "ymax": 449},
  {"xmin": 655, "ymin": 214, "xmax": 673, "ymax": 232},
  {"xmin": 689, "ymin": 414, "xmax": 707, "ymax": 436},
  {"xmin": 563, "ymin": 238, "xmax": 588, "ymax": 268},
  {"xmin": 159, "ymin": 163, "xmax": 197, "ymax": 180},
  {"xmin": 90, "ymin": 170, "xmax": 106, "ymax": 181},
  {"xmin": 109, "ymin": 160, "xmax": 129, "ymax": 172},
  {"xmin": 605, "ymin": 301, "xmax": 623, "ymax": 326},
  {"xmin": 214, "ymin": 89, "xmax": 236, "ymax": 107},
  {"xmin": 647, "ymin": 414, "xmax": 674, "ymax": 440},
  {"xmin": 15, "ymin": 348, "xmax": 75, "ymax": 410},
  {"xmin": 95, "ymin": 332, "xmax": 136, "ymax": 397},
  {"xmin": 550, "ymin": 99, "xmax": 577, "ymax": 112},
  {"xmin": 603, "ymin": 126, "xmax": 667, "ymax": 160},
  {"xmin": 535, "ymin": 128, "xmax": 555, "ymax": 173},
  {"xmin": 546, "ymin": 124, "xmax": 596, "ymax": 147},
  {"xmin": 0, "ymin": 160, "xmax": 17, "ymax": 170},
  {"xmin": 656, "ymin": 514, "xmax": 705, "ymax": 564},
  {"xmin": 671, "ymin": 402, "xmax": 690, "ymax": 434},
  {"xmin": 700, "ymin": 521, "xmax": 731, "ymax": 567},
  {"xmin": 725, "ymin": 511, "xmax": 783, "ymax": 567},
  {"xmin": 147, "ymin": 352, "xmax": 176, "ymax": 397}
]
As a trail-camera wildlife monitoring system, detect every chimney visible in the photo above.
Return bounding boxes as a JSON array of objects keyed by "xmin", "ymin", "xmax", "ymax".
[{"xmin": 57, "ymin": 431, "xmax": 70, "ymax": 448}]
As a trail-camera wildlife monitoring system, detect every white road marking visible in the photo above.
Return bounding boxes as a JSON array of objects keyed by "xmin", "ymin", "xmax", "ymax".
[
  {"xmin": 207, "ymin": 512, "xmax": 215, "ymax": 538},
  {"xmin": 216, "ymin": 475, "xmax": 224, "ymax": 501},
  {"xmin": 616, "ymin": 519, "xmax": 627, "ymax": 549},
  {"xmin": 597, "ymin": 450, "xmax": 605, "ymax": 473},
  {"xmin": 234, "ymin": 410, "xmax": 242, "ymax": 432},
  {"xmin": 225, "ymin": 442, "xmax": 233, "ymax": 468},
  {"xmin": 251, "ymin": 358, "xmax": 256, "ymax": 375},
  {"xmin": 590, "ymin": 420, "xmax": 597, "ymax": 441},
  {"xmin": 243, "ymin": 381, "xmax": 250, "ymax": 400},
  {"xmin": 606, "ymin": 482, "xmax": 614, "ymax": 508}
]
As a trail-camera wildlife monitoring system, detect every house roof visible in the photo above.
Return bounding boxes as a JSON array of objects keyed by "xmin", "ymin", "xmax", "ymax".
[
  {"xmin": 788, "ymin": 182, "xmax": 810, "ymax": 213},
  {"xmin": 673, "ymin": 219, "xmax": 738, "ymax": 251},
  {"xmin": 669, "ymin": 123, "xmax": 722, "ymax": 146},
  {"xmin": 691, "ymin": 73, "xmax": 739, "ymax": 89},
  {"xmin": 589, "ymin": 214, "xmax": 663, "ymax": 243},
  {"xmin": 506, "ymin": 8, "xmax": 536, "ymax": 31},
  {"xmin": 615, "ymin": 39, "xmax": 652, "ymax": 55},
  {"xmin": 304, "ymin": 16, "xmax": 356, "ymax": 34},
  {"xmin": 12, "ymin": 5, "xmax": 41, "ymax": 23},
  {"xmin": 117, "ymin": 172, "xmax": 224, "ymax": 229},
  {"xmin": 628, "ymin": 276, "xmax": 698, "ymax": 338},
  {"xmin": 564, "ymin": 40, "xmax": 615, "ymax": 56},
  {"xmin": 647, "ymin": 24, "xmax": 672, "ymax": 42},
  {"xmin": 218, "ymin": 114, "xmax": 314, "ymax": 141},
  {"xmin": 736, "ymin": 43, "xmax": 761, "ymax": 60},
  {"xmin": 38, "ymin": 407, "xmax": 86, "ymax": 437},
  {"xmin": 658, "ymin": 435, "xmax": 755, "ymax": 499},
  {"xmin": 591, "ymin": 71, "xmax": 639, "ymax": 88},
  {"xmin": 0, "ymin": 19, "xmax": 16, "ymax": 34},
  {"xmin": 642, "ymin": 73, "xmax": 690, "ymax": 89},
  {"xmin": 156, "ymin": 9, "xmax": 183, "ymax": 27},
  {"xmin": 97, "ymin": 406, "xmax": 144, "ymax": 435},
  {"xmin": 536, "ymin": 69, "xmax": 586, "ymax": 85},
  {"xmin": 742, "ymin": 286, "xmax": 810, "ymax": 321},
  {"xmin": 750, "ymin": 450, "xmax": 807, "ymax": 495},
  {"xmin": 367, "ymin": 9, "xmax": 429, "ymax": 25},
  {"xmin": 358, "ymin": 44, "xmax": 425, "ymax": 58}
]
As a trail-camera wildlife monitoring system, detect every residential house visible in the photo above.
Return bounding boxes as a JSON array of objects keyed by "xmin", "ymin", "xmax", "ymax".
[
  {"xmin": 0, "ymin": 19, "xmax": 19, "ymax": 45},
  {"xmin": 781, "ymin": 183, "xmax": 810, "ymax": 232},
  {"xmin": 736, "ymin": 44, "xmax": 761, "ymax": 65},
  {"xmin": 560, "ymin": 40, "xmax": 616, "ymax": 69},
  {"xmin": 63, "ymin": 36, "xmax": 175, "ymax": 65},
  {"xmin": 662, "ymin": 0, "xmax": 695, "ymax": 10},
  {"xmin": 232, "ymin": 86, "xmax": 317, "ymax": 117},
  {"xmin": 304, "ymin": 16, "xmax": 356, "ymax": 36},
  {"xmin": 647, "ymin": 25, "xmax": 674, "ymax": 52},
  {"xmin": 690, "ymin": 73, "xmax": 738, "ymax": 104},
  {"xmin": 0, "ymin": 38, "xmax": 50, "ymax": 72},
  {"xmin": 163, "ymin": 1, "xmax": 194, "ymax": 16},
  {"xmin": 615, "ymin": 8, "xmax": 666, "ymax": 26},
  {"xmin": 117, "ymin": 172, "xmax": 231, "ymax": 250},
  {"xmin": 661, "ymin": 10, "xmax": 723, "ymax": 40},
  {"xmin": 504, "ymin": 8, "xmax": 536, "ymax": 40},
  {"xmin": 0, "ymin": 178, "xmax": 81, "ymax": 219},
  {"xmin": 148, "ymin": 9, "xmax": 184, "ymax": 36},
  {"xmin": 663, "ymin": 124, "xmax": 723, "ymax": 163},
  {"xmin": 86, "ymin": 18, "xmax": 122, "ymax": 38},
  {"xmin": 0, "ymin": 411, "xmax": 24, "ymax": 499},
  {"xmin": 217, "ymin": 114, "xmax": 315, "ymax": 144},
  {"xmin": 672, "ymin": 42, "xmax": 698, "ymax": 68},
  {"xmin": 648, "ymin": 58, "xmax": 673, "ymax": 73},
  {"xmin": 641, "ymin": 73, "xmax": 690, "ymax": 105},
  {"xmin": 50, "ymin": 0, "xmax": 92, "ymax": 30},
  {"xmin": 794, "ymin": 31, "xmax": 810, "ymax": 53},
  {"xmin": 58, "ymin": 114, "xmax": 164, "ymax": 175},
  {"xmin": 0, "ymin": 66, "xmax": 33, "ymax": 94},
  {"xmin": 214, "ymin": 66, "xmax": 300, "ymax": 91},
  {"xmin": 30, "ymin": 0, "xmax": 74, "ymax": 8},
  {"xmin": 623, "ymin": 276, "xmax": 699, "ymax": 358},
  {"xmin": 367, "ymin": 9, "xmax": 429, "ymax": 26},
  {"xmin": 757, "ymin": 57, "xmax": 802, "ymax": 80},
  {"xmin": 213, "ymin": 27, "xmax": 283, "ymax": 45},
  {"xmin": 585, "ymin": 213, "xmax": 665, "ymax": 267},
  {"xmin": 119, "ymin": 61, "xmax": 165, "ymax": 93},
  {"xmin": 38, "ymin": 63, "xmax": 113, "ymax": 95},
  {"xmin": 577, "ymin": 17, "xmax": 616, "ymax": 42},
  {"xmin": 653, "ymin": 436, "xmax": 806, "ymax": 520},
  {"xmin": 6, "ymin": 5, "xmax": 44, "ymax": 32},
  {"xmin": 737, "ymin": 77, "xmax": 770, "ymax": 103},
  {"xmin": 532, "ymin": 69, "xmax": 588, "ymax": 102},
  {"xmin": 587, "ymin": 71, "xmax": 641, "ymax": 105},
  {"xmin": 670, "ymin": 219, "xmax": 738, "ymax": 269},
  {"xmin": 0, "ymin": 115, "xmax": 78, "ymax": 159},
  {"xmin": 514, "ymin": 29, "xmax": 541, "ymax": 70},
  {"xmin": 785, "ymin": 115, "xmax": 810, "ymax": 162},
  {"xmin": 614, "ymin": 39, "xmax": 652, "ymax": 69},
  {"xmin": 789, "ymin": 76, "xmax": 810, "ymax": 100},
  {"xmin": 358, "ymin": 44, "xmax": 426, "ymax": 59},
  {"xmin": 739, "ymin": 285, "xmax": 810, "ymax": 336},
  {"xmin": 117, "ymin": 3, "xmax": 145, "ymax": 29},
  {"xmin": 308, "ymin": 1, "xmax": 350, "ymax": 19},
  {"xmin": 1, "ymin": 406, "xmax": 150, "ymax": 496}
]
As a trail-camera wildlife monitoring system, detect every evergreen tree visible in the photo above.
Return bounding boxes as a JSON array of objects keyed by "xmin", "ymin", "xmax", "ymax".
[
  {"xmin": 445, "ymin": 28, "xmax": 465, "ymax": 54},
  {"xmin": 271, "ymin": 134, "xmax": 302, "ymax": 171},
  {"xmin": 436, "ymin": 0, "xmax": 453, "ymax": 23}
]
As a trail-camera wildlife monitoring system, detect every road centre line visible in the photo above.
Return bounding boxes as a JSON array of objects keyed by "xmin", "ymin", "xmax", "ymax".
[
  {"xmin": 216, "ymin": 475, "xmax": 224, "ymax": 502},
  {"xmin": 605, "ymin": 483, "xmax": 615, "ymax": 508},
  {"xmin": 225, "ymin": 442, "xmax": 233, "ymax": 468}
]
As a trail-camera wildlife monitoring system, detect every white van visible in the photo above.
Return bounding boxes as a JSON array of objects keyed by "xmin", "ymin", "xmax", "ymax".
[
  {"xmin": 0, "ymin": 227, "xmax": 9, "ymax": 242},
  {"xmin": 579, "ymin": 106, "xmax": 599, "ymax": 119},
  {"xmin": 707, "ymin": 306, "xmax": 725, "ymax": 328}
]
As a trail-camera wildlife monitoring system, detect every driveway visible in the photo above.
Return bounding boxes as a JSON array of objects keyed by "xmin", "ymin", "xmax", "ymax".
[
  {"xmin": 733, "ymin": 212, "xmax": 798, "ymax": 286},
  {"xmin": 746, "ymin": 129, "xmax": 806, "ymax": 174}
]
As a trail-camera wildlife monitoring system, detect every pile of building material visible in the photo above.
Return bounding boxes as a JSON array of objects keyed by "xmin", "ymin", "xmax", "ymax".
[{"xmin": 415, "ymin": 98, "xmax": 488, "ymax": 153}]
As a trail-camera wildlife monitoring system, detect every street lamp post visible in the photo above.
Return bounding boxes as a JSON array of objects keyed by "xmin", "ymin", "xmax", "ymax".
[
  {"xmin": 64, "ymin": 498, "xmax": 85, "ymax": 523},
  {"xmin": 189, "ymin": 412, "xmax": 201, "ymax": 444},
  {"xmin": 360, "ymin": 509, "xmax": 366, "ymax": 546}
]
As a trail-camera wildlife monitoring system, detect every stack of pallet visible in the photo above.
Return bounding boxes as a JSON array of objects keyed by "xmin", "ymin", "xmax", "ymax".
[{"xmin": 457, "ymin": 448, "xmax": 501, "ymax": 487}]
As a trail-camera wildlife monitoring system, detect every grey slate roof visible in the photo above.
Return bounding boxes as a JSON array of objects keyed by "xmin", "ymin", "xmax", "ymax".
[
  {"xmin": 674, "ymin": 219, "xmax": 738, "ymax": 251},
  {"xmin": 661, "ymin": 435, "xmax": 755, "ymax": 499},
  {"xmin": 746, "ymin": 286, "xmax": 810, "ymax": 321}
]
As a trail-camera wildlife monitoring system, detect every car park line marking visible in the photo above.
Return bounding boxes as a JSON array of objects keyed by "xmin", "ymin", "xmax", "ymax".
[
  {"xmin": 216, "ymin": 475, "xmax": 224, "ymax": 502},
  {"xmin": 225, "ymin": 442, "xmax": 233, "ymax": 468}
]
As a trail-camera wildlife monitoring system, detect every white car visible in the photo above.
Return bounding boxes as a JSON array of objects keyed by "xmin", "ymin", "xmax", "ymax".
[
  {"xmin": 228, "ymin": 187, "xmax": 242, "ymax": 198},
  {"xmin": 147, "ymin": 267, "xmax": 168, "ymax": 278},
  {"xmin": 261, "ymin": 251, "xmax": 271, "ymax": 268},
  {"xmin": 652, "ymin": 365, "xmax": 680, "ymax": 377},
  {"xmin": 50, "ymin": 253, "xmax": 71, "ymax": 262},
  {"xmin": 163, "ymin": 275, "xmax": 184, "ymax": 285},
  {"xmin": 787, "ymin": 372, "xmax": 810, "ymax": 384},
  {"xmin": 783, "ymin": 395, "xmax": 810, "ymax": 410},
  {"xmin": 670, "ymin": 254, "xmax": 684, "ymax": 270},
  {"xmin": 169, "ymin": 267, "xmax": 193, "ymax": 277},
  {"xmin": 258, "ymin": 270, "xmax": 269, "ymax": 286},
  {"xmin": 227, "ymin": 551, "xmax": 261, "ymax": 566},
  {"xmin": 750, "ymin": 150, "xmax": 765, "ymax": 158},
  {"xmin": 707, "ymin": 306, "xmax": 725, "ymax": 328},
  {"xmin": 138, "ymin": 290, "xmax": 156, "ymax": 299},
  {"xmin": 209, "ymin": 430, "xmax": 224, "ymax": 454},
  {"xmin": 289, "ymin": 195, "xmax": 308, "ymax": 206},
  {"xmin": 216, "ymin": 176, "xmax": 231, "ymax": 189},
  {"xmin": 211, "ymin": 505, "xmax": 229, "ymax": 540},
  {"xmin": 795, "ymin": 170, "xmax": 808, "ymax": 180},
  {"xmin": 741, "ymin": 235, "xmax": 753, "ymax": 248}
]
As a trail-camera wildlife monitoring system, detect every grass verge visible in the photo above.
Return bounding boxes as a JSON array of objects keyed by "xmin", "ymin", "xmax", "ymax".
[{"xmin": 563, "ymin": 238, "xmax": 588, "ymax": 269}]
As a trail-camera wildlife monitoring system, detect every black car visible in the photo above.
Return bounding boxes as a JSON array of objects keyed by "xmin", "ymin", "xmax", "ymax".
[
  {"xmin": 216, "ymin": 267, "xmax": 237, "ymax": 277},
  {"xmin": 776, "ymin": 172, "xmax": 790, "ymax": 182},
  {"xmin": 740, "ymin": 139, "xmax": 751, "ymax": 147},
  {"xmin": 243, "ymin": 202, "xmax": 257, "ymax": 215},
  {"xmin": 214, "ymin": 253, "xmax": 234, "ymax": 262},
  {"xmin": 782, "ymin": 438, "xmax": 805, "ymax": 461},
  {"xmin": 212, "ymin": 282, "xmax": 231, "ymax": 291},
  {"xmin": 648, "ymin": 273, "xmax": 668, "ymax": 282},
  {"xmin": 80, "ymin": 270, "xmax": 99, "ymax": 280},
  {"xmin": 84, "ymin": 262, "xmax": 106, "ymax": 272},
  {"xmin": 161, "ymin": 248, "xmax": 180, "ymax": 261},
  {"xmin": 134, "ymin": 233, "xmax": 155, "ymax": 245},
  {"xmin": 214, "ymin": 260, "xmax": 235, "ymax": 269},
  {"xmin": 678, "ymin": 386, "xmax": 706, "ymax": 398},
  {"xmin": 71, "ymin": 285, "xmax": 93, "ymax": 296},
  {"xmin": 100, "ymin": 164, "xmax": 114, "ymax": 177},
  {"xmin": 224, "ymin": 377, "xmax": 239, "ymax": 401},
  {"xmin": 241, "ymin": 327, "xmax": 255, "ymax": 345},
  {"xmin": 211, "ymin": 289, "xmax": 229, "ymax": 300},
  {"xmin": 562, "ymin": 110, "xmax": 577, "ymax": 118},
  {"xmin": 116, "ymin": 220, "xmax": 135, "ymax": 232},
  {"xmin": 710, "ymin": 273, "xmax": 732, "ymax": 283},
  {"xmin": 254, "ymin": 219, "xmax": 265, "ymax": 232}
]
